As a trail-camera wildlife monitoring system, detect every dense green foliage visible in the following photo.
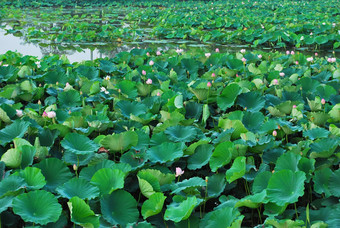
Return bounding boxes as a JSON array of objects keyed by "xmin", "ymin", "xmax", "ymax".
[
  {"xmin": 1, "ymin": 0, "xmax": 339, "ymax": 49},
  {"xmin": 0, "ymin": 47, "xmax": 339, "ymax": 227}
]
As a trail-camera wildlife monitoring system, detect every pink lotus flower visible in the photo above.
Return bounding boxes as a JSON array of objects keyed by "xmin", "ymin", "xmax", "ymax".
[
  {"xmin": 175, "ymin": 167, "xmax": 184, "ymax": 177},
  {"xmin": 279, "ymin": 72, "xmax": 285, "ymax": 77},
  {"xmin": 146, "ymin": 79, "xmax": 152, "ymax": 84},
  {"xmin": 205, "ymin": 53, "xmax": 211, "ymax": 58},
  {"xmin": 286, "ymin": 50, "xmax": 290, "ymax": 55},
  {"xmin": 240, "ymin": 49, "xmax": 246, "ymax": 53},
  {"xmin": 16, "ymin": 110, "xmax": 23, "ymax": 117},
  {"xmin": 327, "ymin": 57, "xmax": 332, "ymax": 62},
  {"xmin": 295, "ymin": 61, "xmax": 299, "ymax": 65},
  {"xmin": 242, "ymin": 57, "xmax": 247, "ymax": 63},
  {"xmin": 211, "ymin": 73, "xmax": 216, "ymax": 77},
  {"xmin": 47, "ymin": 111, "xmax": 56, "ymax": 119},
  {"xmin": 42, "ymin": 111, "xmax": 48, "ymax": 117},
  {"xmin": 257, "ymin": 54, "xmax": 262, "ymax": 59},
  {"xmin": 315, "ymin": 53, "xmax": 318, "ymax": 56},
  {"xmin": 331, "ymin": 57, "xmax": 336, "ymax": 63},
  {"xmin": 293, "ymin": 105, "xmax": 297, "ymax": 108},
  {"xmin": 207, "ymin": 81, "xmax": 212, "ymax": 87},
  {"xmin": 272, "ymin": 130, "xmax": 277, "ymax": 137},
  {"xmin": 321, "ymin": 98, "xmax": 326, "ymax": 105},
  {"xmin": 142, "ymin": 70, "xmax": 146, "ymax": 75},
  {"xmin": 215, "ymin": 48, "xmax": 220, "ymax": 53},
  {"xmin": 149, "ymin": 60, "xmax": 154, "ymax": 66},
  {"xmin": 272, "ymin": 79, "xmax": 279, "ymax": 85},
  {"xmin": 146, "ymin": 52, "xmax": 150, "ymax": 57},
  {"xmin": 156, "ymin": 51, "xmax": 161, "ymax": 56},
  {"xmin": 290, "ymin": 51, "xmax": 295, "ymax": 55}
]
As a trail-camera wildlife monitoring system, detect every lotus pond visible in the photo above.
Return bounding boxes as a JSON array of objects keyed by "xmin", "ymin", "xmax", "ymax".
[{"xmin": 0, "ymin": 0, "xmax": 340, "ymax": 228}]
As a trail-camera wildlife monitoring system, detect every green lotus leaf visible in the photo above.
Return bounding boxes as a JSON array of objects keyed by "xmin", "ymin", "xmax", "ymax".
[
  {"xmin": 68, "ymin": 196, "xmax": 100, "ymax": 228},
  {"xmin": 217, "ymin": 83, "xmax": 242, "ymax": 111},
  {"xmin": 235, "ymin": 190, "xmax": 267, "ymax": 208},
  {"xmin": 313, "ymin": 168, "xmax": 332, "ymax": 197},
  {"xmin": 58, "ymin": 89, "xmax": 81, "ymax": 108},
  {"xmin": 0, "ymin": 65, "xmax": 17, "ymax": 82},
  {"xmin": 117, "ymin": 80, "xmax": 138, "ymax": 98},
  {"xmin": 0, "ymin": 107, "xmax": 11, "ymax": 123},
  {"xmin": 207, "ymin": 174, "xmax": 226, "ymax": 198},
  {"xmin": 267, "ymin": 170, "xmax": 306, "ymax": 206},
  {"xmin": 164, "ymin": 196, "xmax": 198, "ymax": 222},
  {"xmin": 100, "ymin": 131, "xmax": 138, "ymax": 153},
  {"xmin": 91, "ymin": 168, "xmax": 125, "ymax": 195},
  {"xmin": 34, "ymin": 158, "xmax": 73, "ymax": 192},
  {"xmin": 79, "ymin": 160, "xmax": 131, "ymax": 181},
  {"xmin": 186, "ymin": 142, "xmax": 213, "ymax": 169},
  {"xmin": 147, "ymin": 142, "xmax": 184, "ymax": 164},
  {"xmin": 99, "ymin": 60, "xmax": 116, "ymax": 73},
  {"xmin": 171, "ymin": 177, "xmax": 205, "ymax": 194},
  {"xmin": 329, "ymin": 104, "xmax": 340, "ymax": 122},
  {"xmin": 297, "ymin": 157, "xmax": 315, "ymax": 181},
  {"xmin": 140, "ymin": 169, "xmax": 175, "ymax": 186},
  {"xmin": 226, "ymin": 156, "xmax": 246, "ymax": 183},
  {"xmin": 0, "ymin": 196, "xmax": 14, "ymax": 213},
  {"xmin": 309, "ymin": 138, "xmax": 338, "ymax": 159},
  {"xmin": 75, "ymin": 65, "xmax": 99, "ymax": 81},
  {"xmin": 137, "ymin": 171, "xmax": 161, "ymax": 198},
  {"xmin": 218, "ymin": 118, "xmax": 248, "ymax": 139},
  {"xmin": 252, "ymin": 171, "xmax": 272, "ymax": 194},
  {"xmin": 226, "ymin": 58, "xmax": 244, "ymax": 70},
  {"xmin": 1, "ymin": 148, "xmax": 21, "ymax": 168},
  {"xmin": 303, "ymin": 128, "xmax": 330, "ymax": 140},
  {"xmin": 101, "ymin": 190, "xmax": 139, "ymax": 226},
  {"xmin": 237, "ymin": 91, "xmax": 265, "ymax": 112},
  {"xmin": 63, "ymin": 149, "xmax": 94, "ymax": 166},
  {"xmin": 242, "ymin": 111, "xmax": 264, "ymax": 132},
  {"xmin": 185, "ymin": 102, "xmax": 202, "ymax": 120},
  {"xmin": 265, "ymin": 218, "xmax": 305, "ymax": 228},
  {"xmin": 329, "ymin": 169, "xmax": 340, "ymax": 197},
  {"xmin": 165, "ymin": 125, "xmax": 197, "ymax": 143},
  {"xmin": 0, "ymin": 175, "xmax": 25, "ymax": 197},
  {"xmin": 57, "ymin": 178, "xmax": 100, "ymax": 200},
  {"xmin": 200, "ymin": 206, "xmax": 243, "ymax": 228},
  {"xmin": 18, "ymin": 167, "xmax": 46, "ymax": 190},
  {"xmin": 12, "ymin": 190, "xmax": 62, "ymax": 225},
  {"xmin": 209, "ymin": 141, "xmax": 234, "ymax": 172},
  {"xmin": 116, "ymin": 100, "xmax": 147, "ymax": 118},
  {"xmin": 44, "ymin": 70, "xmax": 68, "ymax": 84},
  {"xmin": 275, "ymin": 152, "xmax": 301, "ymax": 172},
  {"xmin": 181, "ymin": 58, "xmax": 201, "ymax": 76},
  {"xmin": 61, "ymin": 133, "xmax": 99, "ymax": 155},
  {"xmin": 263, "ymin": 202, "xmax": 288, "ymax": 216},
  {"xmin": 0, "ymin": 120, "xmax": 30, "ymax": 146},
  {"xmin": 141, "ymin": 192, "xmax": 166, "ymax": 219}
]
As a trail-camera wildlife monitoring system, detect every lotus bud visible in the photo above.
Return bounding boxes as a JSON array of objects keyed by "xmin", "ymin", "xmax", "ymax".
[
  {"xmin": 211, "ymin": 73, "xmax": 216, "ymax": 77},
  {"xmin": 272, "ymin": 130, "xmax": 277, "ymax": 137},
  {"xmin": 286, "ymin": 50, "xmax": 290, "ymax": 55},
  {"xmin": 156, "ymin": 51, "xmax": 161, "ymax": 56},
  {"xmin": 315, "ymin": 53, "xmax": 318, "ymax": 56},
  {"xmin": 149, "ymin": 60, "xmax": 154, "ymax": 66},
  {"xmin": 38, "ymin": 100, "xmax": 41, "ymax": 105},
  {"xmin": 295, "ymin": 61, "xmax": 299, "ymax": 65},
  {"xmin": 157, "ymin": 92, "xmax": 161, "ymax": 96},
  {"xmin": 279, "ymin": 72, "xmax": 285, "ymax": 77},
  {"xmin": 205, "ymin": 177, "xmax": 209, "ymax": 183},
  {"xmin": 293, "ymin": 105, "xmax": 297, "ymax": 108},
  {"xmin": 290, "ymin": 51, "xmax": 295, "ymax": 55},
  {"xmin": 146, "ymin": 52, "xmax": 150, "ymax": 57},
  {"xmin": 240, "ymin": 49, "xmax": 246, "ymax": 53},
  {"xmin": 56, "ymin": 81, "xmax": 59, "ymax": 85},
  {"xmin": 272, "ymin": 79, "xmax": 278, "ymax": 85},
  {"xmin": 215, "ymin": 48, "xmax": 220, "ymax": 53},
  {"xmin": 175, "ymin": 167, "xmax": 184, "ymax": 177},
  {"xmin": 142, "ymin": 70, "xmax": 146, "ymax": 75},
  {"xmin": 321, "ymin": 98, "xmax": 326, "ymax": 105},
  {"xmin": 241, "ymin": 57, "xmax": 247, "ymax": 63},
  {"xmin": 205, "ymin": 53, "xmax": 211, "ymax": 58},
  {"xmin": 16, "ymin": 110, "xmax": 23, "ymax": 117},
  {"xmin": 257, "ymin": 54, "xmax": 262, "ymax": 59},
  {"xmin": 207, "ymin": 81, "xmax": 212, "ymax": 87},
  {"xmin": 73, "ymin": 164, "xmax": 77, "ymax": 171}
]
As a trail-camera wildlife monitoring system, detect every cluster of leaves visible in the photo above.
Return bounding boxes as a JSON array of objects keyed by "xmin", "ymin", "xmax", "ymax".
[
  {"xmin": 1, "ymin": 0, "xmax": 340, "ymax": 49},
  {"xmin": 0, "ymin": 47, "xmax": 339, "ymax": 227}
]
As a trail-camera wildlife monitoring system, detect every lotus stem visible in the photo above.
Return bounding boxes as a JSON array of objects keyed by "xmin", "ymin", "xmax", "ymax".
[{"xmin": 294, "ymin": 202, "xmax": 299, "ymax": 219}]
